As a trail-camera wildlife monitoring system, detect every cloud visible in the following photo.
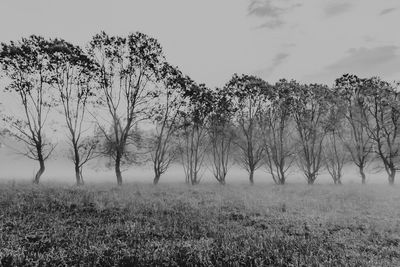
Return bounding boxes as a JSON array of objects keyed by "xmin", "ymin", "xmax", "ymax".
[
  {"xmin": 257, "ymin": 52, "xmax": 289, "ymax": 76},
  {"xmin": 324, "ymin": 2, "xmax": 352, "ymax": 17},
  {"xmin": 307, "ymin": 46, "xmax": 400, "ymax": 84},
  {"xmin": 274, "ymin": 52, "xmax": 290, "ymax": 63},
  {"xmin": 256, "ymin": 19, "xmax": 285, "ymax": 29},
  {"xmin": 380, "ymin": 7, "xmax": 397, "ymax": 16},
  {"xmin": 363, "ymin": 36, "xmax": 375, "ymax": 43},
  {"xmin": 248, "ymin": 0, "xmax": 283, "ymax": 18},
  {"xmin": 326, "ymin": 46, "xmax": 399, "ymax": 72},
  {"xmin": 248, "ymin": 0, "xmax": 302, "ymax": 29}
]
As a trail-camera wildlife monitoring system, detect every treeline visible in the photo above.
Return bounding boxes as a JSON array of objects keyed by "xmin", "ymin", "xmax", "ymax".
[{"xmin": 0, "ymin": 33, "xmax": 399, "ymax": 186}]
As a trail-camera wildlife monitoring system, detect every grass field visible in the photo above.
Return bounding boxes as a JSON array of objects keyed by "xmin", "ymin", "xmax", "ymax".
[{"xmin": 1, "ymin": 181, "xmax": 400, "ymax": 266}]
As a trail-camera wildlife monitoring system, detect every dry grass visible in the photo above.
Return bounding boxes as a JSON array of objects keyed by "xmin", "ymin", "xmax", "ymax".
[{"xmin": 1, "ymin": 181, "xmax": 400, "ymax": 266}]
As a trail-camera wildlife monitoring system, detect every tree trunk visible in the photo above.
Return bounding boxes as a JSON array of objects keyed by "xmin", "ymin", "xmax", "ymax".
[
  {"xmin": 75, "ymin": 163, "xmax": 83, "ymax": 186},
  {"xmin": 73, "ymin": 144, "xmax": 83, "ymax": 186},
  {"xmin": 359, "ymin": 165, "xmax": 366, "ymax": 184},
  {"xmin": 307, "ymin": 173, "xmax": 316, "ymax": 185},
  {"xmin": 115, "ymin": 152, "xmax": 123, "ymax": 186},
  {"xmin": 33, "ymin": 156, "xmax": 45, "ymax": 184},
  {"xmin": 79, "ymin": 168, "xmax": 84, "ymax": 185},
  {"xmin": 388, "ymin": 169, "xmax": 395, "ymax": 185},
  {"xmin": 278, "ymin": 173, "xmax": 285, "ymax": 185},
  {"xmin": 153, "ymin": 173, "xmax": 161, "ymax": 185},
  {"xmin": 249, "ymin": 169, "xmax": 255, "ymax": 185},
  {"xmin": 34, "ymin": 160, "xmax": 45, "ymax": 184},
  {"xmin": 336, "ymin": 175, "xmax": 342, "ymax": 185},
  {"xmin": 191, "ymin": 172, "xmax": 200, "ymax": 185}
]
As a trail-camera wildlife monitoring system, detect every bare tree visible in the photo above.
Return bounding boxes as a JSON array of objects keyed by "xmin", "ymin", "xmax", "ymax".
[
  {"xmin": 149, "ymin": 63, "xmax": 186, "ymax": 185},
  {"xmin": 293, "ymin": 83, "xmax": 330, "ymax": 184},
  {"xmin": 335, "ymin": 74, "xmax": 372, "ymax": 184},
  {"xmin": 47, "ymin": 39, "xmax": 99, "ymax": 185},
  {"xmin": 207, "ymin": 87, "xmax": 236, "ymax": 185},
  {"xmin": 88, "ymin": 32, "xmax": 164, "ymax": 185},
  {"xmin": 260, "ymin": 79, "xmax": 297, "ymax": 185},
  {"xmin": 363, "ymin": 77, "xmax": 400, "ymax": 185},
  {"xmin": 225, "ymin": 74, "xmax": 267, "ymax": 185},
  {"xmin": 0, "ymin": 36, "xmax": 56, "ymax": 183}
]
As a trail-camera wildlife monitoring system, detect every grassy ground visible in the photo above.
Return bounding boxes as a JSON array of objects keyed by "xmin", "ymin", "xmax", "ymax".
[{"xmin": 1, "ymin": 181, "xmax": 400, "ymax": 266}]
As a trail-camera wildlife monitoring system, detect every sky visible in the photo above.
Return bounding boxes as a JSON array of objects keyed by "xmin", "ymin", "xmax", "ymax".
[{"xmin": 0, "ymin": 0, "xmax": 399, "ymax": 88}]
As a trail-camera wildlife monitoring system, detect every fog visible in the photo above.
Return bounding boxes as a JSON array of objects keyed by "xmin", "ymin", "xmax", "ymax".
[{"xmin": 0, "ymin": 146, "xmax": 391, "ymax": 185}]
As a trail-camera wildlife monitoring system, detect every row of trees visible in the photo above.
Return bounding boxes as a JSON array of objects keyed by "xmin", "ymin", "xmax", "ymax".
[{"xmin": 0, "ymin": 33, "xmax": 399, "ymax": 186}]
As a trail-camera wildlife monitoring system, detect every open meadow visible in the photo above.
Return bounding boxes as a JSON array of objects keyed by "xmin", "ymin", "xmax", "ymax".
[{"xmin": 1, "ymin": 181, "xmax": 400, "ymax": 266}]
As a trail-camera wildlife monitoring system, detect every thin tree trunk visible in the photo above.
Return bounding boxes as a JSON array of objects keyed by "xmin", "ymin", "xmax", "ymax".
[
  {"xmin": 74, "ymin": 145, "xmax": 83, "ymax": 186},
  {"xmin": 307, "ymin": 173, "xmax": 315, "ymax": 185},
  {"xmin": 359, "ymin": 165, "xmax": 366, "ymax": 184},
  {"xmin": 34, "ymin": 157, "xmax": 45, "ymax": 184},
  {"xmin": 153, "ymin": 173, "xmax": 161, "ymax": 185},
  {"xmin": 278, "ymin": 167, "xmax": 286, "ymax": 185},
  {"xmin": 115, "ymin": 152, "xmax": 123, "ymax": 186},
  {"xmin": 333, "ymin": 175, "xmax": 342, "ymax": 185},
  {"xmin": 249, "ymin": 168, "xmax": 255, "ymax": 185},
  {"xmin": 75, "ymin": 163, "xmax": 83, "ymax": 186},
  {"xmin": 388, "ymin": 168, "xmax": 395, "ymax": 185},
  {"xmin": 79, "ymin": 168, "xmax": 84, "ymax": 185}
]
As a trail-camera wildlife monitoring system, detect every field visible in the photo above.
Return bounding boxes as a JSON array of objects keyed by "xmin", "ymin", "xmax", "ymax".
[{"xmin": 1, "ymin": 182, "xmax": 400, "ymax": 266}]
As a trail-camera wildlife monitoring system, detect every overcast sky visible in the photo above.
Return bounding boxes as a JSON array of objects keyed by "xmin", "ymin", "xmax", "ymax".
[{"xmin": 0, "ymin": 0, "xmax": 399, "ymax": 87}]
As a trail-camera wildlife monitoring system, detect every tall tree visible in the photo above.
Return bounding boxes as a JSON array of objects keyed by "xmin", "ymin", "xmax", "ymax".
[
  {"xmin": 0, "ymin": 35, "xmax": 56, "ymax": 184},
  {"xmin": 47, "ymin": 39, "xmax": 99, "ymax": 185},
  {"xmin": 225, "ymin": 74, "xmax": 267, "ymax": 185},
  {"xmin": 149, "ymin": 62, "xmax": 186, "ymax": 185},
  {"xmin": 260, "ymin": 79, "xmax": 297, "ymax": 185},
  {"xmin": 88, "ymin": 32, "xmax": 164, "ymax": 185},
  {"xmin": 207, "ymin": 87, "xmax": 236, "ymax": 185},
  {"xmin": 293, "ymin": 83, "xmax": 330, "ymax": 184},
  {"xmin": 363, "ymin": 77, "xmax": 400, "ymax": 185},
  {"xmin": 178, "ymin": 82, "xmax": 213, "ymax": 185},
  {"xmin": 323, "ymin": 89, "xmax": 348, "ymax": 185},
  {"xmin": 335, "ymin": 74, "xmax": 372, "ymax": 184}
]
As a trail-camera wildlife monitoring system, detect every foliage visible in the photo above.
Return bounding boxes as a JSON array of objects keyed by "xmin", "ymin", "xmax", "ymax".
[
  {"xmin": 207, "ymin": 87, "xmax": 236, "ymax": 184},
  {"xmin": 321, "ymin": 88, "xmax": 349, "ymax": 184},
  {"xmin": 88, "ymin": 31, "xmax": 164, "ymax": 185},
  {"xmin": 177, "ymin": 81, "xmax": 214, "ymax": 185},
  {"xmin": 335, "ymin": 74, "xmax": 373, "ymax": 184},
  {"xmin": 148, "ymin": 62, "xmax": 187, "ymax": 184},
  {"xmin": 225, "ymin": 74, "xmax": 268, "ymax": 184},
  {"xmin": 1, "ymin": 32, "xmax": 400, "ymax": 187},
  {"xmin": 363, "ymin": 77, "xmax": 400, "ymax": 184},
  {"xmin": 292, "ymin": 83, "xmax": 331, "ymax": 184},
  {"xmin": 260, "ymin": 79, "xmax": 298, "ymax": 184},
  {"xmin": 46, "ymin": 38, "xmax": 99, "ymax": 185},
  {"xmin": 0, "ymin": 35, "xmax": 57, "ymax": 183}
]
